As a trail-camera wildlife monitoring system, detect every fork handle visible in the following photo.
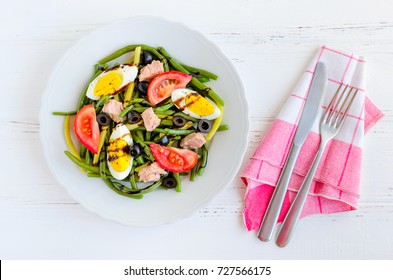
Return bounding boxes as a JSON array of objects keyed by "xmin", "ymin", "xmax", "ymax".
[
  {"xmin": 276, "ymin": 144, "xmax": 326, "ymax": 247},
  {"xmin": 257, "ymin": 144, "xmax": 301, "ymax": 242}
]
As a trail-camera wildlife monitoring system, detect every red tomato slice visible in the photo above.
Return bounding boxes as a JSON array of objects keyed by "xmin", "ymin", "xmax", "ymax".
[
  {"xmin": 74, "ymin": 104, "xmax": 100, "ymax": 154},
  {"xmin": 150, "ymin": 143, "xmax": 198, "ymax": 172},
  {"xmin": 147, "ymin": 70, "xmax": 192, "ymax": 105}
]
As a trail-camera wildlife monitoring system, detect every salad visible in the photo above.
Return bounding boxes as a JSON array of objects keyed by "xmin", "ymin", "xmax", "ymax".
[{"xmin": 54, "ymin": 44, "xmax": 227, "ymax": 199}]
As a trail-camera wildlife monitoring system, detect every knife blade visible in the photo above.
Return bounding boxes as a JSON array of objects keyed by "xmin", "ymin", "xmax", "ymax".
[{"xmin": 257, "ymin": 61, "xmax": 327, "ymax": 242}]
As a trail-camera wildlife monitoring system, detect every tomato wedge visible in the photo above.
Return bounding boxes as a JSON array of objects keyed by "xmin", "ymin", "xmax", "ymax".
[
  {"xmin": 147, "ymin": 70, "xmax": 192, "ymax": 105},
  {"xmin": 74, "ymin": 104, "xmax": 100, "ymax": 154},
  {"xmin": 150, "ymin": 143, "xmax": 198, "ymax": 172}
]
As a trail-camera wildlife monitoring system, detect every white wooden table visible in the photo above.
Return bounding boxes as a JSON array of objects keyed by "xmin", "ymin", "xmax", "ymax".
[{"xmin": 1, "ymin": 0, "xmax": 392, "ymax": 259}]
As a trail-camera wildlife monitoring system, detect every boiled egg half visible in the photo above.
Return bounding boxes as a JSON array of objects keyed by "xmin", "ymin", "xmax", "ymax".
[
  {"xmin": 107, "ymin": 124, "xmax": 133, "ymax": 180},
  {"xmin": 86, "ymin": 64, "xmax": 138, "ymax": 101},
  {"xmin": 171, "ymin": 88, "xmax": 221, "ymax": 120}
]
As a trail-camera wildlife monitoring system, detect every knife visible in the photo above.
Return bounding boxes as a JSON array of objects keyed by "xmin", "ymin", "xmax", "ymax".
[{"xmin": 257, "ymin": 62, "xmax": 327, "ymax": 242}]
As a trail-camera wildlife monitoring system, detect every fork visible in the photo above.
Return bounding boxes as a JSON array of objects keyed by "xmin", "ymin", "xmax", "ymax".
[{"xmin": 275, "ymin": 83, "xmax": 358, "ymax": 247}]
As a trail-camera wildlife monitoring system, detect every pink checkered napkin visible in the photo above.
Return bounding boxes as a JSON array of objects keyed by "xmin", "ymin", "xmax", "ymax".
[{"xmin": 241, "ymin": 46, "xmax": 384, "ymax": 231}]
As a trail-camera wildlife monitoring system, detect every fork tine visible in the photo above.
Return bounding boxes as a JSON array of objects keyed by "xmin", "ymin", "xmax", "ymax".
[
  {"xmin": 323, "ymin": 83, "xmax": 342, "ymax": 123},
  {"xmin": 329, "ymin": 84, "xmax": 349, "ymax": 125},
  {"xmin": 331, "ymin": 85, "xmax": 351, "ymax": 126},
  {"xmin": 336, "ymin": 87, "xmax": 358, "ymax": 127}
]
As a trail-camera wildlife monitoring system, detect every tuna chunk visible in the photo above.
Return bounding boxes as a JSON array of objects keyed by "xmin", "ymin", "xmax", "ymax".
[
  {"xmin": 141, "ymin": 107, "xmax": 161, "ymax": 131},
  {"xmin": 180, "ymin": 132, "xmax": 206, "ymax": 149},
  {"xmin": 138, "ymin": 60, "xmax": 164, "ymax": 82},
  {"xmin": 102, "ymin": 99, "xmax": 126, "ymax": 123},
  {"xmin": 138, "ymin": 162, "xmax": 167, "ymax": 182}
]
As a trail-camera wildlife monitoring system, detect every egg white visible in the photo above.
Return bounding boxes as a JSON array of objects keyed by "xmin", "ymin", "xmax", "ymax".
[
  {"xmin": 171, "ymin": 88, "xmax": 221, "ymax": 120},
  {"xmin": 86, "ymin": 65, "xmax": 138, "ymax": 101},
  {"xmin": 107, "ymin": 124, "xmax": 133, "ymax": 180}
]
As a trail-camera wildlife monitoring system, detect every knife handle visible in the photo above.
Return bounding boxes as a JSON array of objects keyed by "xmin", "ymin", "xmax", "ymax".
[
  {"xmin": 276, "ymin": 144, "xmax": 325, "ymax": 247},
  {"xmin": 257, "ymin": 144, "xmax": 301, "ymax": 242}
]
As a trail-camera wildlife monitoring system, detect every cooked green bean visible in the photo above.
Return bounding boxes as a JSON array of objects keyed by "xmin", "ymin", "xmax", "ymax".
[
  {"xmin": 98, "ymin": 44, "xmax": 169, "ymax": 71},
  {"xmin": 132, "ymin": 126, "xmax": 196, "ymax": 136},
  {"xmin": 87, "ymin": 172, "xmax": 115, "ymax": 179},
  {"xmin": 102, "ymin": 178, "xmax": 143, "ymax": 199},
  {"xmin": 138, "ymin": 179, "xmax": 164, "ymax": 194},
  {"xmin": 180, "ymin": 64, "xmax": 218, "ymax": 80},
  {"xmin": 197, "ymin": 145, "xmax": 208, "ymax": 176},
  {"xmin": 217, "ymin": 124, "xmax": 229, "ymax": 131},
  {"xmin": 155, "ymin": 102, "xmax": 174, "ymax": 112},
  {"xmin": 95, "ymin": 95, "xmax": 111, "ymax": 110},
  {"xmin": 99, "ymin": 148, "xmax": 107, "ymax": 178},
  {"xmin": 64, "ymin": 151, "xmax": 99, "ymax": 173},
  {"xmin": 173, "ymin": 172, "xmax": 181, "ymax": 192},
  {"xmin": 129, "ymin": 173, "xmax": 138, "ymax": 191},
  {"xmin": 52, "ymin": 110, "xmax": 77, "ymax": 116},
  {"xmin": 173, "ymin": 112, "xmax": 199, "ymax": 122},
  {"xmin": 159, "ymin": 119, "xmax": 173, "ymax": 127},
  {"xmin": 80, "ymin": 145, "xmax": 87, "ymax": 159},
  {"xmin": 85, "ymin": 149, "xmax": 91, "ymax": 165},
  {"xmin": 98, "ymin": 45, "xmax": 138, "ymax": 64},
  {"xmin": 119, "ymin": 105, "xmax": 134, "ymax": 118}
]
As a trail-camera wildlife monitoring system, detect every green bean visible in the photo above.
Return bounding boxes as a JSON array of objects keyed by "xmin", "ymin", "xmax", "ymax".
[
  {"xmin": 98, "ymin": 45, "xmax": 137, "ymax": 64},
  {"xmin": 173, "ymin": 172, "xmax": 182, "ymax": 192},
  {"xmin": 136, "ymin": 130, "xmax": 144, "ymax": 142},
  {"xmin": 52, "ymin": 111, "xmax": 77, "ymax": 116},
  {"xmin": 173, "ymin": 112, "xmax": 199, "ymax": 122},
  {"xmin": 154, "ymin": 109, "xmax": 176, "ymax": 116},
  {"xmin": 155, "ymin": 128, "xmax": 196, "ymax": 135},
  {"xmin": 155, "ymin": 102, "xmax": 174, "ymax": 112},
  {"xmin": 190, "ymin": 164, "xmax": 198, "ymax": 182},
  {"xmin": 132, "ymin": 126, "xmax": 196, "ymax": 136},
  {"xmin": 157, "ymin": 47, "xmax": 224, "ymax": 106},
  {"xmin": 180, "ymin": 64, "xmax": 218, "ymax": 80},
  {"xmin": 79, "ymin": 145, "xmax": 87, "ymax": 159},
  {"xmin": 133, "ymin": 46, "xmax": 142, "ymax": 66},
  {"xmin": 129, "ymin": 173, "xmax": 138, "ymax": 191},
  {"xmin": 135, "ymin": 155, "xmax": 145, "ymax": 165},
  {"xmin": 102, "ymin": 178, "xmax": 143, "ymax": 199},
  {"xmin": 132, "ymin": 107, "xmax": 149, "ymax": 113},
  {"xmin": 98, "ymin": 44, "xmax": 169, "ymax": 71},
  {"xmin": 138, "ymin": 179, "xmax": 164, "ymax": 194},
  {"xmin": 85, "ymin": 150, "xmax": 91, "ymax": 165},
  {"xmin": 217, "ymin": 124, "xmax": 229, "ymax": 131},
  {"xmin": 95, "ymin": 95, "xmax": 111, "ymax": 110},
  {"xmin": 108, "ymin": 176, "xmax": 163, "ymax": 195},
  {"xmin": 87, "ymin": 172, "xmax": 115, "ymax": 179},
  {"xmin": 64, "ymin": 151, "xmax": 99, "ymax": 173},
  {"xmin": 119, "ymin": 104, "xmax": 134, "ymax": 118},
  {"xmin": 159, "ymin": 119, "xmax": 173, "ymax": 127},
  {"xmin": 197, "ymin": 145, "xmax": 208, "ymax": 176},
  {"xmin": 196, "ymin": 77, "xmax": 210, "ymax": 83},
  {"xmin": 132, "ymin": 99, "xmax": 154, "ymax": 107},
  {"xmin": 99, "ymin": 148, "xmax": 107, "ymax": 179}
]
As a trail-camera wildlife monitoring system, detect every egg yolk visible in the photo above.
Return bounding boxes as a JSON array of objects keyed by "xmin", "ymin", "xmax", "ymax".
[
  {"xmin": 94, "ymin": 72, "xmax": 123, "ymax": 97},
  {"xmin": 185, "ymin": 93, "xmax": 214, "ymax": 116},
  {"xmin": 107, "ymin": 138, "xmax": 130, "ymax": 172}
]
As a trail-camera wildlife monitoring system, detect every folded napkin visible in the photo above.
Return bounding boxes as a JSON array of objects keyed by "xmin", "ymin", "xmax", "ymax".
[{"xmin": 241, "ymin": 45, "xmax": 384, "ymax": 231}]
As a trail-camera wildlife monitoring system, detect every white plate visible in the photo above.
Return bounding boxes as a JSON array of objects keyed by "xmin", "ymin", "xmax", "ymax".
[{"xmin": 40, "ymin": 16, "xmax": 248, "ymax": 226}]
